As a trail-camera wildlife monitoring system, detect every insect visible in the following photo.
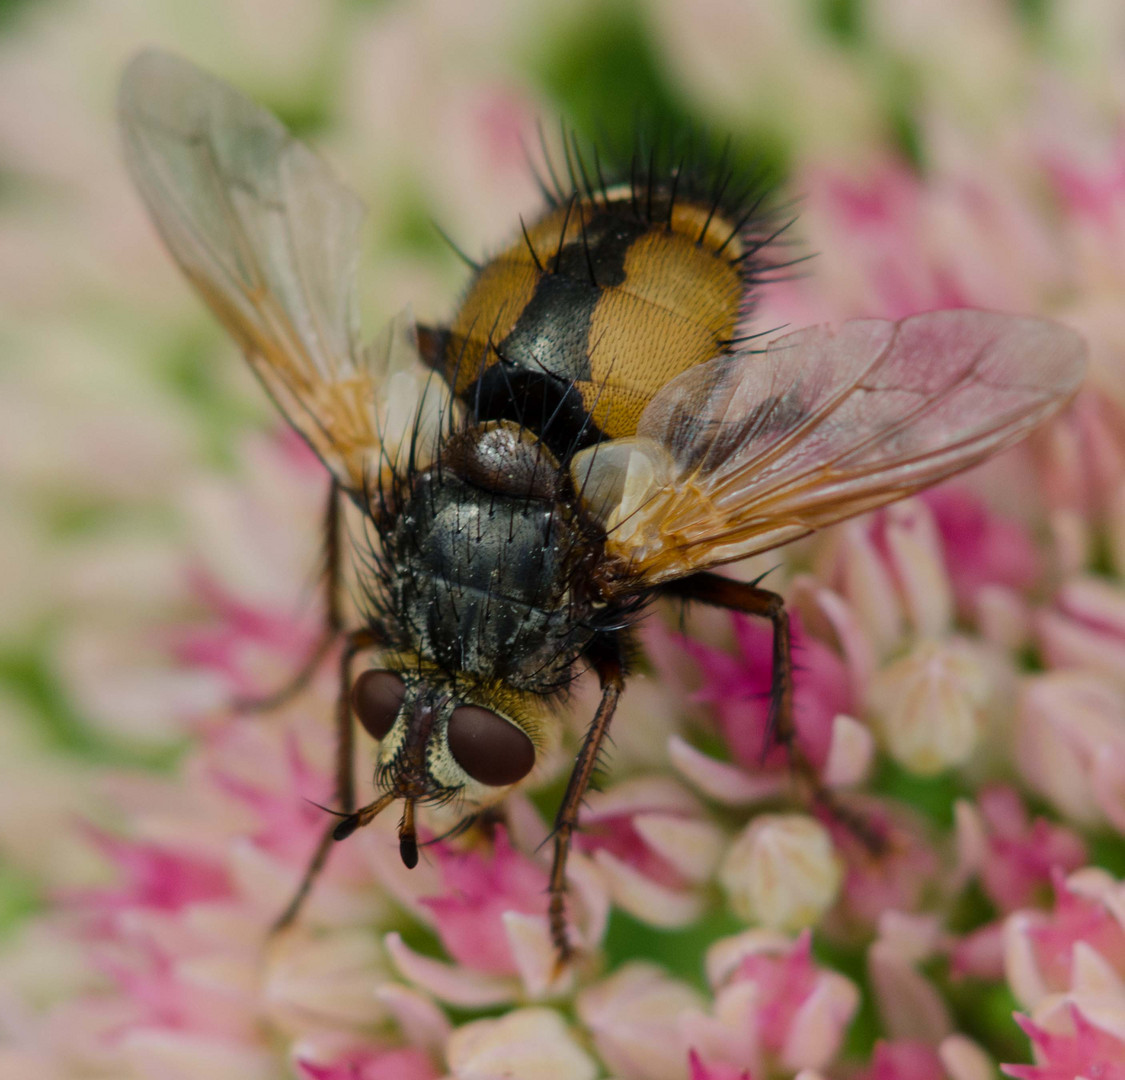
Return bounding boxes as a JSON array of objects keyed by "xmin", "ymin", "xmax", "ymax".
[{"xmin": 119, "ymin": 49, "xmax": 1086, "ymax": 961}]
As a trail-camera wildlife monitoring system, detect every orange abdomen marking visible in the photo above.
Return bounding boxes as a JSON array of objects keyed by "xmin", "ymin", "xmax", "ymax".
[{"xmin": 440, "ymin": 194, "xmax": 749, "ymax": 449}]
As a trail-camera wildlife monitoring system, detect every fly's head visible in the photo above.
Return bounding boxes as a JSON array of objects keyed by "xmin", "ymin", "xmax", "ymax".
[{"xmin": 340, "ymin": 659, "xmax": 548, "ymax": 866}]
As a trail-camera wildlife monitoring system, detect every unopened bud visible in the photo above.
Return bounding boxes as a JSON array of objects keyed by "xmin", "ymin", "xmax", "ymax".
[
  {"xmin": 720, "ymin": 814, "xmax": 843, "ymax": 931},
  {"xmin": 868, "ymin": 638, "xmax": 989, "ymax": 775}
]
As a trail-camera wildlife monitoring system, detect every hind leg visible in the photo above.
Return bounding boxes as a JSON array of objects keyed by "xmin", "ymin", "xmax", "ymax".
[{"xmin": 662, "ymin": 572, "xmax": 884, "ymax": 853}]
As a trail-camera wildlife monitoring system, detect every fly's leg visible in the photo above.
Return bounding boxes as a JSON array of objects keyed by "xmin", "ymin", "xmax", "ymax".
[
  {"xmin": 235, "ymin": 478, "xmax": 344, "ymax": 713},
  {"xmin": 663, "ymin": 572, "xmax": 796, "ymax": 753},
  {"xmin": 272, "ymin": 626, "xmax": 379, "ymax": 932},
  {"xmin": 662, "ymin": 572, "xmax": 883, "ymax": 853},
  {"xmin": 548, "ymin": 638, "xmax": 625, "ymax": 965}
]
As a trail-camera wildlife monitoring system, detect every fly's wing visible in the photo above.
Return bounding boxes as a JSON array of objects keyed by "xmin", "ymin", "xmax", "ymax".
[
  {"xmin": 571, "ymin": 310, "xmax": 1086, "ymax": 587},
  {"xmin": 118, "ymin": 49, "xmax": 451, "ymax": 498}
]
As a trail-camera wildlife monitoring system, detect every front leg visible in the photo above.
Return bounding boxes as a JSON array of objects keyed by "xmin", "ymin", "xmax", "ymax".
[
  {"xmin": 272, "ymin": 625, "xmax": 379, "ymax": 932},
  {"xmin": 548, "ymin": 637, "xmax": 625, "ymax": 964}
]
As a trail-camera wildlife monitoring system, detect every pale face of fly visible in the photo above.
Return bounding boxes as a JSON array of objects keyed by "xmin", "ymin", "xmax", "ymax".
[{"xmin": 342, "ymin": 669, "xmax": 540, "ymax": 865}]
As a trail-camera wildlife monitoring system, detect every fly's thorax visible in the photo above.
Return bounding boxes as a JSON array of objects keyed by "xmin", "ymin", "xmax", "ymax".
[
  {"xmin": 351, "ymin": 662, "xmax": 557, "ymax": 813},
  {"xmin": 386, "ymin": 425, "xmax": 601, "ymax": 691}
]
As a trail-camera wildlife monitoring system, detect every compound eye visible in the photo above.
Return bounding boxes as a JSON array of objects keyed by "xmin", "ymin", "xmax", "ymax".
[
  {"xmin": 447, "ymin": 705, "xmax": 535, "ymax": 787},
  {"xmin": 351, "ymin": 670, "xmax": 406, "ymax": 741}
]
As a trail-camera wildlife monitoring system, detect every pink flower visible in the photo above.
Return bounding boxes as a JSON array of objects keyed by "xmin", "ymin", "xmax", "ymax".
[
  {"xmin": 828, "ymin": 799, "xmax": 942, "ymax": 930},
  {"xmin": 859, "ymin": 1040, "xmax": 947, "ymax": 1080},
  {"xmin": 664, "ymin": 583, "xmax": 875, "ymax": 808},
  {"xmin": 174, "ymin": 569, "xmax": 324, "ymax": 704},
  {"xmin": 682, "ymin": 609, "xmax": 852, "ymax": 775},
  {"xmin": 575, "ymin": 777, "xmax": 725, "ymax": 928},
  {"xmin": 955, "ymin": 787, "xmax": 1087, "ymax": 913},
  {"xmin": 1016, "ymin": 672, "xmax": 1125, "ymax": 829},
  {"xmin": 445, "ymin": 1008, "xmax": 598, "ymax": 1080},
  {"xmin": 921, "ymin": 487, "xmax": 1041, "ymax": 617},
  {"xmin": 420, "ymin": 828, "xmax": 550, "ymax": 976},
  {"xmin": 1004, "ymin": 1005, "xmax": 1125, "ymax": 1080},
  {"xmin": 818, "ymin": 498, "xmax": 955, "ymax": 655},
  {"xmin": 1034, "ymin": 392, "xmax": 1125, "ymax": 524},
  {"xmin": 1006, "ymin": 870, "xmax": 1125, "ymax": 1008},
  {"xmin": 949, "ymin": 923, "xmax": 1008, "ymax": 982},
  {"xmin": 947, "ymin": 788, "xmax": 1089, "ymax": 982},
  {"xmin": 795, "ymin": 161, "xmax": 973, "ymax": 320},
  {"xmin": 206, "ymin": 730, "xmax": 334, "ymax": 865},
  {"xmin": 76, "ymin": 829, "xmax": 233, "ymax": 918},
  {"xmin": 297, "ymin": 1046, "xmax": 439, "ymax": 1080},
  {"xmin": 860, "ymin": 1036, "xmax": 998, "ymax": 1080},
  {"xmin": 576, "ymin": 964, "xmax": 705, "ymax": 1080},
  {"xmin": 170, "ymin": 433, "xmax": 330, "ymax": 705},
  {"xmin": 1037, "ymin": 576, "xmax": 1125, "ymax": 690},
  {"xmin": 384, "ymin": 821, "xmax": 608, "ymax": 1005},
  {"xmin": 688, "ymin": 1049, "xmax": 755, "ymax": 1080},
  {"xmin": 682, "ymin": 929, "xmax": 859, "ymax": 1076},
  {"xmin": 1044, "ymin": 127, "xmax": 1125, "ymax": 235},
  {"xmin": 868, "ymin": 914, "xmax": 953, "ymax": 1043}
]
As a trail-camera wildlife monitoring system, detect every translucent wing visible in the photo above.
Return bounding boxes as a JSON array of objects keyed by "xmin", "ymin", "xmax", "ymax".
[
  {"xmin": 571, "ymin": 310, "xmax": 1085, "ymax": 586},
  {"xmin": 118, "ymin": 49, "xmax": 450, "ymax": 497}
]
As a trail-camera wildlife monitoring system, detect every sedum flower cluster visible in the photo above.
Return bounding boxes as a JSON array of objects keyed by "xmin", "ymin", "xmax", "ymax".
[{"xmin": 3, "ymin": 1, "xmax": 1125, "ymax": 1078}]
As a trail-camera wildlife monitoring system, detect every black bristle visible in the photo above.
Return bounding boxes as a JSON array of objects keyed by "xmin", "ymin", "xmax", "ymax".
[
  {"xmin": 578, "ymin": 204, "xmax": 597, "ymax": 287},
  {"xmin": 570, "ymin": 131, "xmax": 596, "ymax": 202},
  {"xmin": 538, "ymin": 120, "xmax": 567, "ymax": 204},
  {"xmin": 645, "ymin": 140, "xmax": 656, "ymax": 222},
  {"xmin": 520, "ymin": 124, "xmax": 789, "ymax": 307},
  {"xmin": 520, "ymin": 215, "xmax": 545, "ymax": 273},
  {"xmin": 553, "ymin": 194, "xmax": 576, "ymax": 275},
  {"xmin": 666, "ymin": 152, "xmax": 685, "ymax": 227},
  {"xmin": 431, "ymin": 221, "xmax": 480, "ymax": 270}
]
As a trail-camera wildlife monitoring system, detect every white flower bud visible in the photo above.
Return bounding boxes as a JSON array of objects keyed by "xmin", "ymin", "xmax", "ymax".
[
  {"xmin": 447, "ymin": 1008, "xmax": 598, "ymax": 1080},
  {"xmin": 720, "ymin": 814, "xmax": 843, "ymax": 931},
  {"xmin": 868, "ymin": 637, "xmax": 990, "ymax": 775}
]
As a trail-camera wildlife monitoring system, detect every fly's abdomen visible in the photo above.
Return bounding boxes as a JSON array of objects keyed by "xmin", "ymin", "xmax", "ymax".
[{"xmin": 437, "ymin": 189, "xmax": 760, "ymax": 455}]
